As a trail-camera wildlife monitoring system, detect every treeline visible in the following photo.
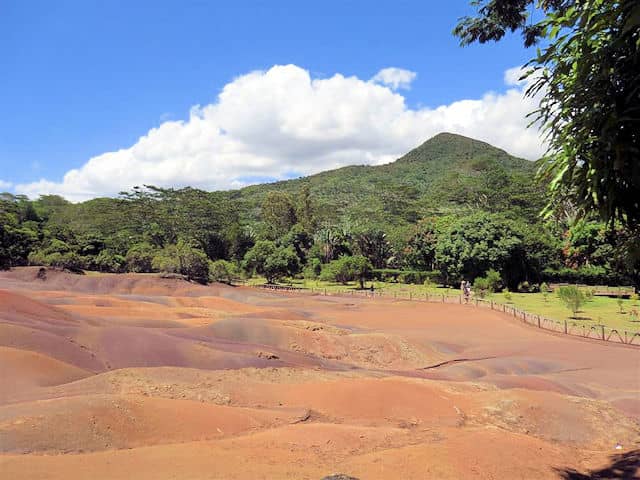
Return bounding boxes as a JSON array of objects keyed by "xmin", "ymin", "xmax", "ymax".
[{"xmin": 1, "ymin": 187, "xmax": 638, "ymax": 289}]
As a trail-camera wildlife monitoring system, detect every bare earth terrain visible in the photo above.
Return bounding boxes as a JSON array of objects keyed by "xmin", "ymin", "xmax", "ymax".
[{"xmin": 0, "ymin": 267, "xmax": 638, "ymax": 479}]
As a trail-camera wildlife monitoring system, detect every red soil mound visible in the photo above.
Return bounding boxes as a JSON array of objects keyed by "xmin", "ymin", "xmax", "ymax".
[
  {"xmin": 0, "ymin": 268, "xmax": 637, "ymax": 479},
  {"xmin": 0, "ymin": 394, "xmax": 307, "ymax": 453},
  {"xmin": 0, "ymin": 347, "xmax": 91, "ymax": 402}
]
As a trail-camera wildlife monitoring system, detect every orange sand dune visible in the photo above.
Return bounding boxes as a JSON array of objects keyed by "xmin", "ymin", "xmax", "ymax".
[{"xmin": 0, "ymin": 267, "xmax": 638, "ymax": 480}]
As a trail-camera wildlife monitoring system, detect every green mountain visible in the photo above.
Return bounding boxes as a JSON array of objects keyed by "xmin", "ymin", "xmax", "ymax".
[
  {"xmin": 28, "ymin": 132, "xmax": 544, "ymax": 242},
  {"xmin": 233, "ymin": 132, "xmax": 544, "ymax": 227}
]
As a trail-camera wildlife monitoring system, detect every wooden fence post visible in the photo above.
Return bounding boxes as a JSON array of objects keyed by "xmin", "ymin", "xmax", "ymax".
[
  {"xmin": 601, "ymin": 325, "xmax": 605, "ymax": 341},
  {"xmin": 564, "ymin": 320, "xmax": 568, "ymax": 334}
]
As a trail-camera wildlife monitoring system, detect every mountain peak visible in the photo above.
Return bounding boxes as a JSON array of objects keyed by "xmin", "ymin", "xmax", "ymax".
[{"xmin": 396, "ymin": 132, "xmax": 511, "ymax": 164}]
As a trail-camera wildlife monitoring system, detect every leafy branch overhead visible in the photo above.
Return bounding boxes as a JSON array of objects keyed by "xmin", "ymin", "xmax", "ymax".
[{"xmin": 455, "ymin": 0, "xmax": 640, "ymax": 226}]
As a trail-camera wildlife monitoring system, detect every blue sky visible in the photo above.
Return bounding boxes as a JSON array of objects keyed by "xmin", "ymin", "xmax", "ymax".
[{"xmin": 1, "ymin": 1, "xmax": 540, "ymax": 200}]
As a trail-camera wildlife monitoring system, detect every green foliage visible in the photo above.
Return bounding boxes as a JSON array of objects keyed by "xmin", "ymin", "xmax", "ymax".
[
  {"xmin": 1, "ymin": 134, "xmax": 639, "ymax": 294},
  {"xmin": 0, "ymin": 212, "xmax": 38, "ymax": 269},
  {"xmin": 209, "ymin": 260, "xmax": 239, "ymax": 284},
  {"xmin": 321, "ymin": 255, "xmax": 373, "ymax": 288},
  {"xmin": 243, "ymin": 241, "xmax": 300, "ymax": 283},
  {"xmin": 152, "ymin": 241, "xmax": 210, "ymax": 284},
  {"xmin": 556, "ymin": 286, "xmax": 586, "ymax": 318},
  {"xmin": 353, "ymin": 229, "xmax": 393, "ymax": 269},
  {"xmin": 502, "ymin": 288, "xmax": 513, "ymax": 303},
  {"xmin": 94, "ymin": 250, "xmax": 126, "ymax": 273},
  {"xmin": 400, "ymin": 219, "xmax": 438, "ymax": 271},
  {"xmin": 473, "ymin": 277, "xmax": 489, "ymax": 298},
  {"xmin": 435, "ymin": 213, "xmax": 523, "ymax": 287},
  {"xmin": 474, "ymin": 268, "xmax": 502, "ymax": 298},
  {"xmin": 261, "ymin": 192, "xmax": 297, "ymax": 239},
  {"xmin": 484, "ymin": 269, "xmax": 502, "ymax": 293},
  {"xmin": 455, "ymin": 0, "xmax": 640, "ymax": 226},
  {"xmin": 303, "ymin": 257, "xmax": 322, "ymax": 280},
  {"xmin": 125, "ymin": 243, "xmax": 157, "ymax": 273}
]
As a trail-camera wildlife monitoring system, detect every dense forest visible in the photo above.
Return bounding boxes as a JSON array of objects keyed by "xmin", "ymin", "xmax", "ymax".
[{"xmin": 2, "ymin": 133, "xmax": 638, "ymax": 290}]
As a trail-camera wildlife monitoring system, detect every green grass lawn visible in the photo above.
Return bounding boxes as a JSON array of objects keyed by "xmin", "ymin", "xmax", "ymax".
[{"xmin": 246, "ymin": 277, "xmax": 640, "ymax": 333}]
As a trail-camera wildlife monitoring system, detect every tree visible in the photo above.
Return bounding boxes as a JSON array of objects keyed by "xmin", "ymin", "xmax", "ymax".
[
  {"xmin": 557, "ymin": 285, "xmax": 586, "ymax": 318},
  {"xmin": 401, "ymin": 219, "xmax": 438, "ymax": 271},
  {"xmin": 243, "ymin": 241, "xmax": 300, "ymax": 283},
  {"xmin": 455, "ymin": 0, "xmax": 640, "ymax": 226},
  {"xmin": 125, "ymin": 243, "xmax": 157, "ymax": 273},
  {"xmin": 263, "ymin": 246, "xmax": 300, "ymax": 283},
  {"xmin": 261, "ymin": 192, "xmax": 297, "ymax": 239},
  {"xmin": 435, "ymin": 213, "xmax": 523, "ymax": 287},
  {"xmin": 93, "ymin": 250, "xmax": 126, "ymax": 273},
  {"xmin": 0, "ymin": 212, "xmax": 38, "ymax": 269},
  {"xmin": 209, "ymin": 260, "xmax": 239, "ymax": 284},
  {"xmin": 320, "ymin": 255, "xmax": 373, "ymax": 288},
  {"xmin": 354, "ymin": 229, "xmax": 393, "ymax": 269},
  {"xmin": 295, "ymin": 185, "xmax": 318, "ymax": 232},
  {"xmin": 151, "ymin": 240, "xmax": 210, "ymax": 284}
]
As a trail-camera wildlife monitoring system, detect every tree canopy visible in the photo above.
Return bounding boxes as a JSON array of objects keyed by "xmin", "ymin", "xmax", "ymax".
[{"xmin": 455, "ymin": 0, "xmax": 640, "ymax": 226}]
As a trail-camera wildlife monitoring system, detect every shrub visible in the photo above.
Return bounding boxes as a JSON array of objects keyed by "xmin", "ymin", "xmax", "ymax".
[
  {"xmin": 94, "ymin": 250, "xmax": 126, "ymax": 273},
  {"xmin": 502, "ymin": 288, "xmax": 513, "ymax": 303},
  {"xmin": 302, "ymin": 258, "xmax": 322, "ymax": 280},
  {"xmin": 209, "ymin": 260, "xmax": 238, "ymax": 284},
  {"xmin": 473, "ymin": 277, "xmax": 490, "ymax": 298},
  {"xmin": 321, "ymin": 255, "xmax": 373, "ymax": 288},
  {"xmin": 125, "ymin": 243, "xmax": 156, "ymax": 273},
  {"xmin": 152, "ymin": 241, "xmax": 210, "ymax": 284},
  {"xmin": 484, "ymin": 269, "xmax": 502, "ymax": 293},
  {"xmin": 517, "ymin": 281, "xmax": 531, "ymax": 293},
  {"xmin": 556, "ymin": 285, "xmax": 586, "ymax": 318}
]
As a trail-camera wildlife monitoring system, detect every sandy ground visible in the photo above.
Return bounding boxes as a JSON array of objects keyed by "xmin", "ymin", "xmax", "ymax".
[{"xmin": 0, "ymin": 267, "xmax": 638, "ymax": 479}]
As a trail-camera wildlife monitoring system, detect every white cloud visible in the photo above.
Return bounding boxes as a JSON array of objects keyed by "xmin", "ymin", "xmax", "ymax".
[
  {"xmin": 370, "ymin": 67, "xmax": 417, "ymax": 90},
  {"xmin": 15, "ymin": 64, "xmax": 545, "ymax": 202},
  {"xmin": 504, "ymin": 65, "xmax": 530, "ymax": 87},
  {"xmin": 0, "ymin": 180, "xmax": 13, "ymax": 190}
]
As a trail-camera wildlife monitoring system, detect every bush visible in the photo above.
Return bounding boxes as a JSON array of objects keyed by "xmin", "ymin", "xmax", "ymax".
[
  {"xmin": 94, "ymin": 250, "xmax": 126, "ymax": 273},
  {"xmin": 125, "ymin": 243, "xmax": 156, "ymax": 273},
  {"xmin": 371, "ymin": 269, "xmax": 440, "ymax": 284},
  {"xmin": 29, "ymin": 250, "xmax": 87, "ymax": 272},
  {"xmin": 485, "ymin": 269, "xmax": 502, "ymax": 292},
  {"xmin": 321, "ymin": 255, "xmax": 373, "ymax": 288},
  {"xmin": 517, "ymin": 281, "xmax": 531, "ymax": 293},
  {"xmin": 303, "ymin": 258, "xmax": 322, "ymax": 280},
  {"xmin": 473, "ymin": 277, "xmax": 490, "ymax": 298},
  {"xmin": 542, "ymin": 266, "xmax": 626, "ymax": 286},
  {"xmin": 502, "ymin": 288, "xmax": 513, "ymax": 303},
  {"xmin": 556, "ymin": 285, "xmax": 586, "ymax": 318},
  {"xmin": 242, "ymin": 241, "xmax": 300, "ymax": 283},
  {"xmin": 152, "ymin": 241, "xmax": 210, "ymax": 284},
  {"xmin": 209, "ymin": 260, "xmax": 238, "ymax": 284}
]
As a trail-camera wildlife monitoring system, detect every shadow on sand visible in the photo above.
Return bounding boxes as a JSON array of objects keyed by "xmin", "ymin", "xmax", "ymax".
[{"xmin": 556, "ymin": 450, "xmax": 639, "ymax": 479}]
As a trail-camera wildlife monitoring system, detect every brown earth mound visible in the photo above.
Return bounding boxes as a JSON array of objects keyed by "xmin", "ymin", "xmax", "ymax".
[{"xmin": 0, "ymin": 267, "xmax": 638, "ymax": 479}]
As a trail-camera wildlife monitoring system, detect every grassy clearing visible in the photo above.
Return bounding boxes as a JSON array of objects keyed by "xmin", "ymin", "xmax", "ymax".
[{"xmin": 246, "ymin": 277, "xmax": 639, "ymax": 333}]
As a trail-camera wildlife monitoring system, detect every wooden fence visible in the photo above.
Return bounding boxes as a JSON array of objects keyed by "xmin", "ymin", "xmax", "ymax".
[{"xmin": 253, "ymin": 284, "xmax": 640, "ymax": 346}]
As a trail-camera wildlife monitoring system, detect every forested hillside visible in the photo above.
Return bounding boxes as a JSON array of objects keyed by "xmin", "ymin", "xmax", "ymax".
[
  {"xmin": 234, "ymin": 132, "xmax": 544, "ymax": 225},
  {"xmin": 1, "ymin": 133, "xmax": 638, "ymax": 289}
]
